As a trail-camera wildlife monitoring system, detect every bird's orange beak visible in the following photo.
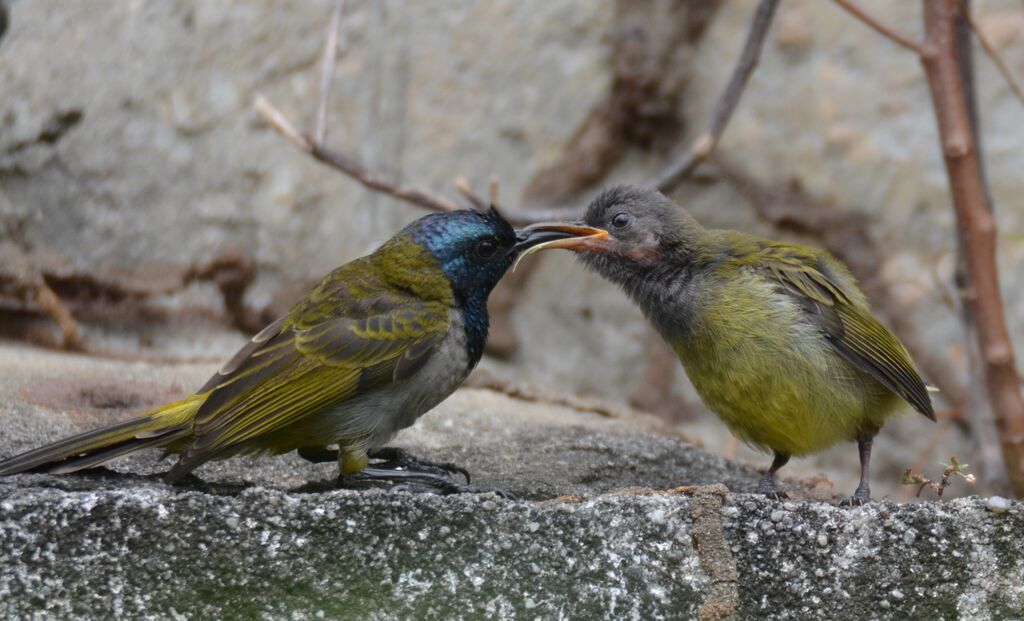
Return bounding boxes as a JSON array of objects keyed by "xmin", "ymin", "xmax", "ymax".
[{"xmin": 512, "ymin": 222, "xmax": 610, "ymax": 270}]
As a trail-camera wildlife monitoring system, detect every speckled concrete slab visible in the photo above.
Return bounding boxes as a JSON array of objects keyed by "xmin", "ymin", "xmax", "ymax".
[{"xmin": 1, "ymin": 343, "xmax": 1023, "ymax": 620}]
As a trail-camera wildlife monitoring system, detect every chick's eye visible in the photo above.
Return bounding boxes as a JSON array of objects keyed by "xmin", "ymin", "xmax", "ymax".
[
  {"xmin": 610, "ymin": 212, "xmax": 631, "ymax": 228},
  {"xmin": 475, "ymin": 239, "xmax": 498, "ymax": 259}
]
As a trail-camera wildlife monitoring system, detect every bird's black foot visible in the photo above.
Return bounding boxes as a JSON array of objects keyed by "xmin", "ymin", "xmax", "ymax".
[
  {"xmin": 756, "ymin": 475, "xmax": 789, "ymax": 500},
  {"xmin": 369, "ymin": 447, "xmax": 471, "ymax": 484},
  {"xmin": 840, "ymin": 484, "xmax": 871, "ymax": 506},
  {"xmin": 336, "ymin": 467, "xmax": 505, "ymax": 497}
]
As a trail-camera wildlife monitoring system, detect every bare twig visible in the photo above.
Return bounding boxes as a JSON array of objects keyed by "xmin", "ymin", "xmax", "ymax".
[
  {"xmin": 919, "ymin": 0, "xmax": 1024, "ymax": 496},
  {"xmin": 314, "ymin": 0, "xmax": 346, "ymax": 144},
  {"xmin": 902, "ymin": 456, "xmax": 975, "ymax": 499},
  {"xmin": 254, "ymin": 96, "xmax": 309, "ymax": 150},
  {"xmin": 453, "ymin": 177, "xmax": 487, "ymax": 211},
  {"xmin": 526, "ymin": 0, "xmax": 721, "ymax": 205},
  {"xmin": 488, "ymin": 177, "xmax": 499, "ymax": 207},
  {"xmin": 255, "ymin": 4, "xmax": 575, "ymax": 228},
  {"xmin": 954, "ymin": 0, "xmax": 1008, "ymax": 491},
  {"xmin": 831, "ymin": 0, "xmax": 927, "ymax": 55},
  {"xmin": 959, "ymin": 2, "xmax": 1024, "ymax": 110},
  {"xmin": 34, "ymin": 280, "xmax": 83, "ymax": 351},
  {"xmin": 257, "ymin": 82, "xmax": 593, "ymax": 228},
  {"xmin": 654, "ymin": 0, "xmax": 781, "ymax": 192},
  {"xmin": 255, "ymin": 95, "xmax": 462, "ymax": 213},
  {"xmin": 253, "ymin": 3, "xmax": 466, "ymax": 215},
  {"xmin": 896, "ymin": 419, "xmax": 952, "ymax": 501},
  {"xmin": 0, "ymin": 243, "xmax": 86, "ymax": 351}
]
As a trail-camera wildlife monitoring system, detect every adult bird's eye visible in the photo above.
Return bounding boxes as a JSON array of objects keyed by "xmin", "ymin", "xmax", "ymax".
[
  {"xmin": 611, "ymin": 212, "xmax": 631, "ymax": 228},
  {"xmin": 475, "ymin": 239, "xmax": 498, "ymax": 259}
]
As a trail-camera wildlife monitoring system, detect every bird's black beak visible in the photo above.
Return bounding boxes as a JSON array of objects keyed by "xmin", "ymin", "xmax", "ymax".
[{"xmin": 511, "ymin": 222, "xmax": 609, "ymax": 270}]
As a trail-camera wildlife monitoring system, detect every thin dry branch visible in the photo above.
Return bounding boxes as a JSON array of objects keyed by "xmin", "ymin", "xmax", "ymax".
[
  {"xmin": 314, "ymin": 0, "xmax": 346, "ymax": 144},
  {"xmin": 255, "ymin": 2, "xmax": 466, "ymax": 215},
  {"xmin": 255, "ymin": 2, "xmax": 596, "ymax": 227},
  {"xmin": 0, "ymin": 243, "xmax": 85, "ymax": 351},
  {"xmin": 526, "ymin": 0, "xmax": 721, "ymax": 205},
  {"xmin": 34, "ymin": 280, "xmax": 83, "ymax": 351},
  {"xmin": 257, "ymin": 90, "xmax": 585, "ymax": 224},
  {"xmin": 653, "ymin": 0, "xmax": 781, "ymax": 192},
  {"xmin": 895, "ymin": 419, "xmax": 952, "ymax": 501},
  {"xmin": 831, "ymin": 0, "xmax": 927, "ymax": 55},
  {"xmin": 953, "ymin": 0, "xmax": 1008, "ymax": 491},
  {"xmin": 959, "ymin": 2, "xmax": 1024, "ymax": 110},
  {"xmin": 454, "ymin": 177, "xmax": 487, "ymax": 211},
  {"xmin": 919, "ymin": 0, "xmax": 1024, "ymax": 496},
  {"xmin": 255, "ymin": 95, "xmax": 462, "ymax": 213}
]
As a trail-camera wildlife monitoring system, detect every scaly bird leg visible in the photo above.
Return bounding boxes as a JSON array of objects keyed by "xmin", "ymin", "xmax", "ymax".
[
  {"xmin": 841, "ymin": 431, "xmax": 877, "ymax": 506},
  {"xmin": 756, "ymin": 451, "xmax": 790, "ymax": 500},
  {"xmin": 337, "ymin": 467, "xmax": 485, "ymax": 495},
  {"xmin": 299, "ymin": 446, "xmax": 471, "ymax": 483},
  {"xmin": 368, "ymin": 447, "xmax": 471, "ymax": 484},
  {"xmin": 330, "ymin": 445, "xmax": 496, "ymax": 496}
]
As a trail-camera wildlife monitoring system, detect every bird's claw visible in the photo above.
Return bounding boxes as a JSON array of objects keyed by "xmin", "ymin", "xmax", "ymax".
[
  {"xmin": 369, "ymin": 447, "xmax": 471, "ymax": 484},
  {"xmin": 839, "ymin": 486, "xmax": 871, "ymax": 506},
  {"xmin": 755, "ymin": 478, "xmax": 789, "ymax": 500}
]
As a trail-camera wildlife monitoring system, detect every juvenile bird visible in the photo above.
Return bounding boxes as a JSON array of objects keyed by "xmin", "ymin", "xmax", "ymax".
[
  {"xmin": 520, "ymin": 185, "xmax": 935, "ymax": 503},
  {"xmin": 0, "ymin": 208, "xmax": 595, "ymax": 492}
]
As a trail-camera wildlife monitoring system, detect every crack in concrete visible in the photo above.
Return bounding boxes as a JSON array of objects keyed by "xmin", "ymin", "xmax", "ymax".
[{"xmin": 689, "ymin": 484, "xmax": 739, "ymax": 621}]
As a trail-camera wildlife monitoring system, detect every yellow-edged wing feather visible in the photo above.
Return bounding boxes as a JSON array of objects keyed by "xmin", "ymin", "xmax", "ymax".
[
  {"xmin": 166, "ymin": 261, "xmax": 450, "ymax": 478},
  {"xmin": 747, "ymin": 242, "xmax": 935, "ymax": 420}
]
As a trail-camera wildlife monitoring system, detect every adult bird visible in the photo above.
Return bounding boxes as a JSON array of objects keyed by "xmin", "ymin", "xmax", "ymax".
[
  {"xmin": 0, "ymin": 208, "xmax": 597, "ymax": 492},
  {"xmin": 519, "ymin": 185, "xmax": 935, "ymax": 503}
]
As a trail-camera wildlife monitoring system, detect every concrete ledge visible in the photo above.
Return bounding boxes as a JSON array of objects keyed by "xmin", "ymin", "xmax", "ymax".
[{"xmin": 1, "ymin": 345, "xmax": 1022, "ymax": 620}]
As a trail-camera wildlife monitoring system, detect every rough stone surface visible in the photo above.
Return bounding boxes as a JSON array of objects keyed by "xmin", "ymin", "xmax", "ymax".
[{"xmin": 2, "ymin": 345, "xmax": 1024, "ymax": 619}]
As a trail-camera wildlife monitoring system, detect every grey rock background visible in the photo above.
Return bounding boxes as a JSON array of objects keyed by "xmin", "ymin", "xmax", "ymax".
[{"xmin": 1, "ymin": 1, "xmax": 1023, "ymax": 496}]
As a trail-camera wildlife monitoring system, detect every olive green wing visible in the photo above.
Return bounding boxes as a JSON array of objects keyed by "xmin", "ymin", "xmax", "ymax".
[
  {"xmin": 168, "ymin": 273, "xmax": 450, "ymax": 477},
  {"xmin": 751, "ymin": 245, "xmax": 935, "ymax": 420}
]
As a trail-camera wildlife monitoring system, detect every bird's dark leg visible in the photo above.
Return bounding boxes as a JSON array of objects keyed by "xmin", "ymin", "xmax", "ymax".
[
  {"xmin": 331, "ymin": 445, "xmax": 498, "ymax": 496},
  {"xmin": 842, "ymin": 431, "xmax": 877, "ymax": 506},
  {"xmin": 756, "ymin": 452, "xmax": 790, "ymax": 500},
  {"xmin": 301, "ymin": 445, "xmax": 470, "ymax": 483},
  {"xmin": 368, "ymin": 447, "xmax": 471, "ymax": 484}
]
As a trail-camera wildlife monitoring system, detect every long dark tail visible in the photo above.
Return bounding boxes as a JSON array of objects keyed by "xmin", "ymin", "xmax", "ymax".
[{"xmin": 0, "ymin": 394, "xmax": 204, "ymax": 476}]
